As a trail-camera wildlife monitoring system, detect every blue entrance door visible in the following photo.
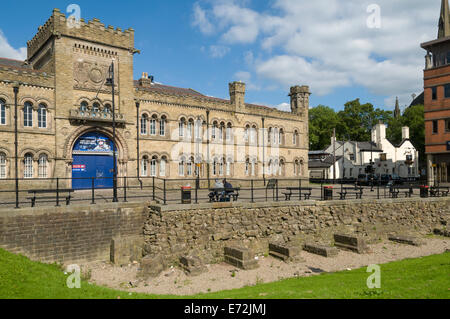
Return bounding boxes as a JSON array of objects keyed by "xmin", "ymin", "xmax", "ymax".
[
  {"xmin": 72, "ymin": 132, "xmax": 116, "ymax": 190},
  {"xmin": 72, "ymin": 155, "xmax": 114, "ymax": 189}
]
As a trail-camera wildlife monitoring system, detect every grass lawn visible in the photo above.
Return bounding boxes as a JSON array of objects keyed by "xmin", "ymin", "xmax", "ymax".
[{"xmin": 0, "ymin": 248, "xmax": 449, "ymax": 299}]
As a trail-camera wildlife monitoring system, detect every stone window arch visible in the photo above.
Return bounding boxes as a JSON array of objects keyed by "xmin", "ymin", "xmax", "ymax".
[
  {"xmin": 23, "ymin": 101, "xmax": 33, "ymax": 128},
  {"xmin": 141, "ymin": 114, "xmax": 148, "ymax": 135},
  {"xmin": 141, "ymin": 155, "xmax": 149, "ymax": 176},
  {"xmin": 38, "ymin": 154, "xmax": 48, "ymax": 178},
  {"xmin": 160, "ymin": 115, "xmax": 167, "ymax": 136},
  {"xmin": 212, "ymin": 121, "xmax": 218, "ymax": 140},
  {"xmin": 179, "ymin": 118, "xmax": 186, "ymax": 138},
  {"xmin": 38, "ymin": 103, "xmax": 47, "ymax": 129},
  {"xmin": 0, "ymin": 152, "xmax": 7, "ymax": 179},
  {"xmin": 0, "ymin": 99, "xmax": 6, "ymax": 126},
  {"xmin": 80, "ymin": 101, "xmax": 89, "ymax": 113},
  {"xmin": 24, "ymin": 153, "xmax": 34, "ymax": 178},
  {"xmin": 293, "ymin": 130, "xmax": 299, "ymax": 146},
  {"xmin": 150, "ymin": 114, "xmax": 158, "ymax": 136},
  {"xmin": 179, "ymin": 156, "xmax": 186, "ymax": 176},
  {"xmin": 160, "ymin": 156, "xmax": 167, "ymax": 177},
  {"xmin": 226, "ymin": 122, "xmax": 233, "ymax": 142},
  {"xmin": 150, "ymin": 155, "xmax": 158, "ymax": 177}
]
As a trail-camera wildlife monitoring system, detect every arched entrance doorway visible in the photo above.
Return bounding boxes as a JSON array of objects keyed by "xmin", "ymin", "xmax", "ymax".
[{"xmin": 72, "ymin": 132, "xmax": 116, "ymax": 190}]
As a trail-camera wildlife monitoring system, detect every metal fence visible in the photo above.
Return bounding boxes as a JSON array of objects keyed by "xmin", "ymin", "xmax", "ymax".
[{"xmin": 0, "ymin": 175, "xmax": 446, "ymax": 209}]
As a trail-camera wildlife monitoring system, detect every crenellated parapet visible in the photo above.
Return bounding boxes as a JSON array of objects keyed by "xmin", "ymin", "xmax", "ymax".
[
  {"xmin": 0, "ymin": 67, "xmax": 54, "ymax": 88},
  {"xmin": 27, "ymin": 8, "xmax": 136, "ymax": 60}
]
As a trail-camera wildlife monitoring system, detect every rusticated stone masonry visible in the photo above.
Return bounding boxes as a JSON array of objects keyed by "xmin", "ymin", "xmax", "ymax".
[{"xmin": 143, "ymin": 197, "xmax": 450, "ymax": 265}]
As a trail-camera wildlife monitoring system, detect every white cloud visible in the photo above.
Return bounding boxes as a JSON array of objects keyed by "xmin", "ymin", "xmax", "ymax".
[
  {"xmin": 276, "ymin": 102, "xmax": 291, "ymax": 112},
  {"xmin": 192, "ymin": 2, "xmax": 215, "ymax": 35},
  {"xmin": 192, "ymin": 0, "xmax": 439, "ymax": 107},
  {"xmin": 209, "ymin": 45, "xmax": 230, "ymax": 58},
  {"xmin": 0, "ymin": 30, "xmax": 26, "ymax": 60},
  {"xmin": 233, "ymin": 70, "xmax": 260, "ymax": 91}
]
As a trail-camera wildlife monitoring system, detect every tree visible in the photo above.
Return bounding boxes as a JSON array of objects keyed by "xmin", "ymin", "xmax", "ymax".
[
  {"xmin": 309, "ymin": 105, "xmax": 339, "ymax": 150},
  {"xmin": 403, "ymin": 104, "xmax": 425, "ymax": 166},
  {"xmin": 336, "ymin": 99, "xmax": 392, "ymax": 142}
]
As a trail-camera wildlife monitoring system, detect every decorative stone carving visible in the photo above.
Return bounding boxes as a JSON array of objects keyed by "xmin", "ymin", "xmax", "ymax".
[{"xmin": 73, "ymin": 59, "xmax": 116, "ymax": 90}]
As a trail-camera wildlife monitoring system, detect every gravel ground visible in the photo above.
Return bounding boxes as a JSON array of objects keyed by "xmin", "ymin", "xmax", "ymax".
[{"xmin": 82, "ymin": 237, "xmax": 449, "ymax": 296}]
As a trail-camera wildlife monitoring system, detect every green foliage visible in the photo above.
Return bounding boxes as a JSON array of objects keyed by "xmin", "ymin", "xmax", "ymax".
[
  {"xmin": 309, "ymin": 105, "xmax": 339, "ymax": 150},
  {"xmin": 0, "ymin": 248, "xmax": 449, "ymax": 299}
]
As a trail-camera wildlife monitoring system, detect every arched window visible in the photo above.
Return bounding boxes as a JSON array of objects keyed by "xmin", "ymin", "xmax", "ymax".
[
  {"xmin": 245, "ymin": 158, "xmax": 250, "ymax": 176},
  {"xmin": 187, "ymin": 119, "xmax": 194, "ymax": 140},
  {"xmin": 279, "ymin": 159, "xmax": 285, "ymax": 176},
  {"xmin": 141, "ymin": 156, "xmax": 149, "ymax": 177},
  {"xmin": 212, "ymin": 121, "xmax": 218, "ymax": 140},
  {"xmin": 38, "ymin": 154, "xmax": 48, "ymax": 178},
  {"xmin": 150, "ymin": 115, "xmax": 157, "ymax": 136},
  {"xmin": 0, "ymin": 153, "xmax": 6, "ymax": 179},
  {"xmin": 219, "ymin": 122, "xmax": 225, "ymax": 141},
  {"xmin": 187, "ymin": 157, "xmax": 193, "ymax": 176},
  {"xmin": 179, "ymin": 118, "xmax": 186, "ymax": 138},
  {"xmin": 179, "ymin": 156, "xmax": 185, "ymax": 176},
  {"xmin": 212, "ymin": 158, "xmax": 217, "ymax": 176},
  {"xmin": 92, "ymin": 102, "xmax": 100, "ymax": 114},
  {"xmin": 268, "ymin": 160, "xmax": 272, "ymax": 175},
  {"xmin": 300, "ymin": 159, "xmax": 305, "ymax": 176},
  {"xmin": 160, "ymin": 116, "xmax": 166, "ymax": 136},
  {"xmin": 150, "ymin": 156, "xmax": 157, "ymax": 177},
  {"xmin": 104, "ymin": 104, "xmax": 112, "ymax": 114},
  {"xmin": 0, "ymin": 99, "xmax": 6, "ymax": 125},
  {"xmin": 251, "ymin": 158, "xmax": 256, "ymax": 176},
  {"xmin": 141, "ymin": 114, "xmax": 148, "ymax": 135},
  {"xmin": 244, "ymin": 125, "xmax": 250, "ymax": 143},
  {"xmin": 250, "ymin": 125, "xmax": 257, "ymax": 145},
  {"xmin": 293, "ymin": 130, "xmax": 298, "ymax": 146},
  {"xmin": 195, "ymin": 119, "xmax": 202, "ymax": 140},
  {"xmin": 219, "ymin": 158, "xmax": 224, "ymax": 176},
  {"xmin": 160, "ymin": 156, "xmax": 167, "ymax": 177},
  {"xmin": 38, "ymin": 104, "xmax": 47, "ymax": 128},
  {"xmin": 226, "ymin": 123, "xmax": 232, "ymax": 141},
  {"xmin": 24, "ymin": 153, "xmax": 33, "ymax": 178},
  {"xmin": 268, "ymin": 128, "xmax": 272, "ymax": 144},
  {"xmin": 294, "ymin": 159, "xmax": 299, "ymax": 176},
  {"xmin": 279, "ymin": 129, "xmax": 284, "ymax": 145},
  {"xmin": 80, "ymin": 101, "xmax": 88, "ymax": 112},
  {"xmin": 24, "ymin": 102, "xmax": 33, "ymax": 127}
]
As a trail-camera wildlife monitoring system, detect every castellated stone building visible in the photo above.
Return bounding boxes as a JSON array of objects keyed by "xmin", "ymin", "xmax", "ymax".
[{"xmin": 0, "ymin": 9, "xmax": 309, "ymax": 189}]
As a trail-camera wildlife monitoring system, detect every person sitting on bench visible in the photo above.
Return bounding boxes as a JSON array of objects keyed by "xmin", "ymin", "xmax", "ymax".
[
  {"xmin": 222, "ymin": 179, "xmax": 234, "ymax": 201},
  {"xmin": 209, "ymin": 179, "xmax": 224, "ymax": 202}
]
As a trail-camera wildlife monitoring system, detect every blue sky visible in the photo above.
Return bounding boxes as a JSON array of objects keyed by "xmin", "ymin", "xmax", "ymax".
[{"xmin": 0, "ymin": 0, "xmax": 442, "ymax": 112}]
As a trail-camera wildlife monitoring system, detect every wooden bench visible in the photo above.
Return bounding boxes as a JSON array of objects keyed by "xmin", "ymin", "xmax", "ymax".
[
  {"xmin": 430, "ymin": 186, "xmax": 449, "ymax": 197},
  {"xmin": 282, "ymin": 187, "xmax": 312, "ymax": 201},
  {"xmin": 396, "ymin": 186, "xmax": 414, "ymax": 198},
  {"xmin": 389, "ymin": 187, "xmax": 400, "ymax": 198},
  {"xmin": 27, "ymin": 189, "xmax": 74, "ymax": 207},
  {"xmin": 208, "ymin": 188, "xmax": 240, "ymax": 202},
  {"xmin": 338, "ymin": 187, "xmax": 363, "ymax": 200}
]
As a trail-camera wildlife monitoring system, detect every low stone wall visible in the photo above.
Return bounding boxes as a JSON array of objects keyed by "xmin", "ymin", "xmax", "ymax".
[
  {"xmin": 143, "ymin": 198, "xmax": 450, "ymax": 264},
  {"xmin": 0, "ymin": 202, "xmax": 148, "ymax": 264}
]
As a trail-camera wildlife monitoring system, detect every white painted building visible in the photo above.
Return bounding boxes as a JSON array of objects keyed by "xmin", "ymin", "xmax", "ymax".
[{"xmin": 309, "ymin": 123, "xmax": 420, "ymax": 179}]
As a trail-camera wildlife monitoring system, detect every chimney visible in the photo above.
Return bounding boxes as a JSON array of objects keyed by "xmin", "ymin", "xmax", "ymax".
[
  {"xmin": 402, "ymin": 127, "xmax": 410, "ymax": 140},
  {"xmin": 373, "ymin": 122, "xmax": 386, "ymax": 144},
  {"xmin": 138, "ymin": 72, "xmax": 153, "ymax": 87},
  {"xmin": 229, "ymin": 81, "xmax": 246, "ymax": 112}
]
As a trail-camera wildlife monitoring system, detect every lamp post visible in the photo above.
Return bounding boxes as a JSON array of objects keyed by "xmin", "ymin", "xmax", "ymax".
[
  {"xmin": 106, "ymin": 62, "xmax": 118, "ymax": 202},
  {"xmin": 13, "ymin": 83, "xmax": 19, "ymax": 209}
]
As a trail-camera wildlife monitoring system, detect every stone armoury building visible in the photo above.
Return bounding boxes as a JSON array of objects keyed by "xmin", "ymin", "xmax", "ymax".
[{"xmin": 0, "ymin": 9, "xmax": 309, "ymax": 189}]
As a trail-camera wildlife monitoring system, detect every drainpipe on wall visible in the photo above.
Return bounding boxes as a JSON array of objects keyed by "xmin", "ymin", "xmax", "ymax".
[
  {"xmin": 136, "ymin": 101, "xmax": 142, "ymax": 189},
  {"xmin": 13, "ymin": 83, "xmax": 19, "ymax": 209},
  {"xmin": 206, "ymin": 109, "xmax": 210, "ymax": 189}
]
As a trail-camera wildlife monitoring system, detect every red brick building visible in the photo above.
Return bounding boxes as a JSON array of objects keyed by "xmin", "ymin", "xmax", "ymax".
[{"xmin": 421, "ymin": 0, "xmax": 450, "ymax": 184}]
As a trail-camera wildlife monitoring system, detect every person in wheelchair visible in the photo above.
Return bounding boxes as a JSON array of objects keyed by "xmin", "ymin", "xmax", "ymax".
[{"xmin": 209, "ymin": 179, "xmax": 224, "ymax": 202}]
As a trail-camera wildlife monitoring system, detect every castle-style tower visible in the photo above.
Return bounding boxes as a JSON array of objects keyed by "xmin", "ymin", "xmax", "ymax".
[
  {"xmin": 229, "ymin": 81, "xmax": 246, "ymax": 112},
  {"xmin": 289, "ymin": 85, "xmax": 310, "ymax": 115}
]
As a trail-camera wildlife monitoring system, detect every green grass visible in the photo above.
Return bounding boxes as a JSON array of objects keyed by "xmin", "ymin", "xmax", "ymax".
[{"xmin": 0, "ymin": 248, "xmax": 449, "ymax": 299}]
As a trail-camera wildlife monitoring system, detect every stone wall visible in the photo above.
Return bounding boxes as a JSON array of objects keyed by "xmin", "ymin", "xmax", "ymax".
[
  {"xmin": 0, "ymin": 202, "xmax": 148, "ymax": 264},
  {"xmin": 143, "ymin": 198, "xmax": 450, "ymax": 264}
]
